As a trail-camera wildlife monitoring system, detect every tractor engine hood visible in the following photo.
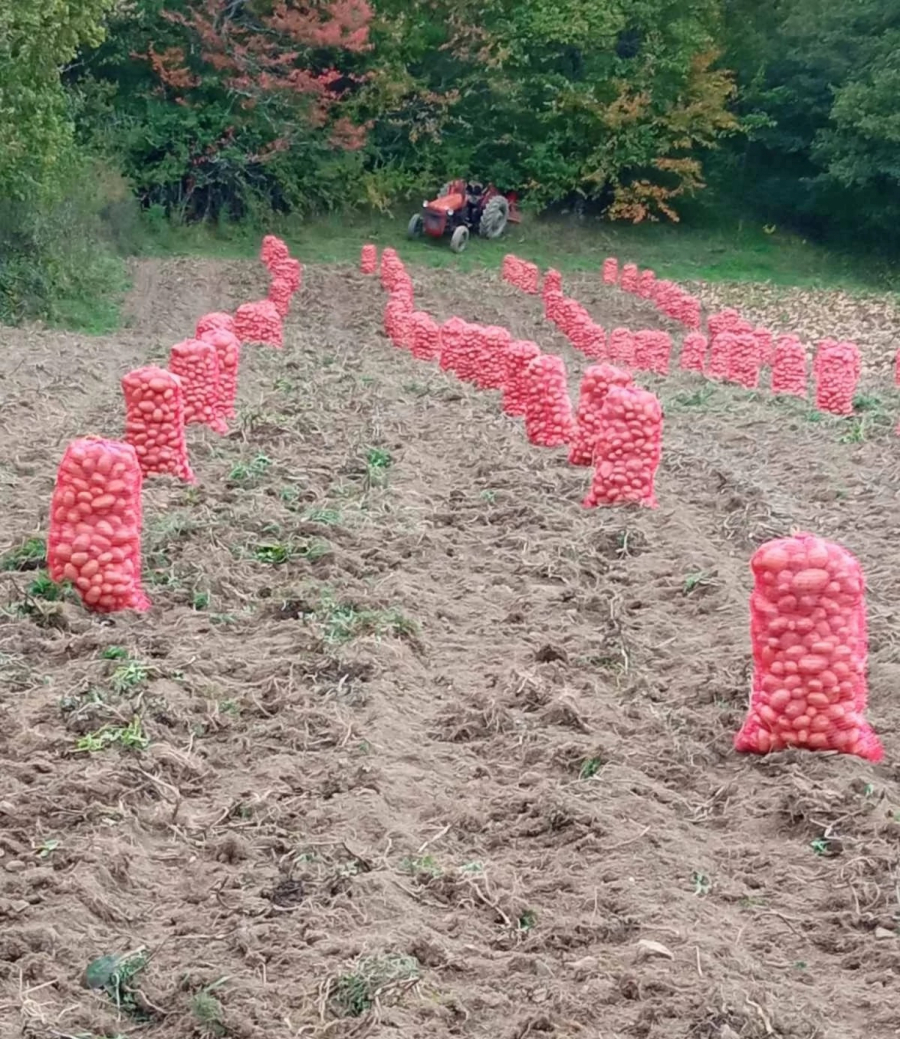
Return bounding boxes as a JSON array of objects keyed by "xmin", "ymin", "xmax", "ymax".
[{"xmin": 426, "ymin": 193, "xmax": 465, "ymax": 213}]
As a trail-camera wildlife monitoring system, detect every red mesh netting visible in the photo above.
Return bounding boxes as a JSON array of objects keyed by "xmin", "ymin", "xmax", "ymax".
[
  {"xmin": 502, "ymin": 341, "xmax": 541, "ymax": 416},
  {"xmin": 726, "ymin": 333, "xmax": 763, "ymax": 389},
  {"xmin": 520, "ymin": 261, "xmax": 539, "ymax": 294},
  {"xmin": 169, "ymin": 339, "xmax": 228, "ymax": 434},
  {"xmin": 260, "ymin": 235, "xmax": 289, "ymax": 269},
  {"xmin": 583, "ymin": 386, "xmax": 662, "ymax": 509},
  {"xmin": 638, "ymin": 269, "xmax": 656, "ymax": 299},
  {"xmin": 814, "ymin": 340, "xmax": 860, "ymax": 416},
  {"xmin": 557, "ymin": 298, "xmax": 587, "ymax": 341},
  {"xmin": 608, "ymin": 328, "xmax": 635, "ymax": 366},
  {"xmin": 602, "ymin": 257, "xmax": 618, "ymax": 285},
  {"xmin": 568, "ymin": 363, "xmax": 634, "ymax": 466},
  {"xmin": 408, "ymin": 312, "xmax": 441, "ymax": 361},
  {"xmin": 271, "ymin": 257, "xmax": 302, "ymax": 294},
  {"xmin": 771, "ymin": 335, "xmax": 807, "ymax": 397},
  {"xmin": 734, "ymin": 533, "xmax": 883, "ymax": 761},
  {"xmin": 754, "ymin": 327, "xmax": 774, "ymax": 367},
  {"xmin": 523, "ymin": 355, "xmax": 575, "ymax": 447},
  {"xmin": 708, "ymin": 308, "xmax": 742, "ymax": 337},
  {"xmin": 620, "ymin": 263, "xmax": 639, "ymax": 293},
  {"xmin": 234, "ymin": 301, "xmax": 283, "ymax": 348},
  {"xmin": 501, "ymin": 254, "xmax": 516, "ymax": 284},
  {"xmin": 680, "ymin": 332, "xmax": 708, "ymax": 372},
  {"xmin": 679, "ymin": 295, "xmax": 702, "ymax": 330},
  {"xmin": 268, "ymin": 277, "xmax": 293, "ymax": 318},
  {"xmin": 439, "ymin": 317, "xmax": 470, "ymax": 376},
  {"xmin": 706, "ymin": 332, "xmax": 733, "ymax": 380},
  {"xmin": 473, "ymin": 325, "xmax": 513, "ymax": 390},
  {"xmin": 392, "ymin": 271, "xmax": 415, "ymax": 305},
  {"xmin": 544, "ymin": 290, "xmax": 565, "ymax": 325},
  {"xmin": 200, "ymin": 327, "xmax": 241, "ymax": 418},
  {"xmin": 196, "ymin": 312, "xmax": 235, "ymax": 339},
  {"xmin": 361, "ymin": 243, "xmax": 378, "ymax": 275},
  {"xmin": 122, "ymin": 367, "xmax": 195, "ymax": 483},
  {"xmin": 572, "ymin": 321, "xmax": 607, "ymax": 361},
  {"xmin": 48, "ymin": 437, "xmax": 150, "ymax": 614},
  {"xmin": 634, "ymin": 330, "xmax": 672, "ymax": 375},
  {"xmin": 543, "ymin": 269, "xmax": 562, "ymax": 298},
  {"xmin": 380, "ymin": 248, "xmax": 404, "ymax": 291},
  {"xmin": 384, "ymin": 295, "xmax": 413, "ymax": 348}
]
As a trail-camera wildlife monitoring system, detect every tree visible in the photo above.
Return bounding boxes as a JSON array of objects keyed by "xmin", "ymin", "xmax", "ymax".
[
  {"xmin": 364, "ymin": 0, "xmax": 737, "ymax": 219},
  {"xmin": 0, "ymin": 0, "xmax": 116, "ymax": 201},
  {"xmin": 77, "ymin": 0, "xmax": 375, "ymax": 218},
  {"xmin": 721, "ymin": 0, "xmax": 900, "ymax": 236}
]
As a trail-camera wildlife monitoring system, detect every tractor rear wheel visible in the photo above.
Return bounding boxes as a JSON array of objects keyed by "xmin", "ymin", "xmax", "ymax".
[
  {"xmin": 408, "ymin": 213, "xmax": 424, "ymax": 239},
  {"xmin": 450, "ymin": 226, "xmax": 469, "ymax": 253},
  {"xmin": 479, "ymin": 195, "xmax": 509, "ymax": 239}
]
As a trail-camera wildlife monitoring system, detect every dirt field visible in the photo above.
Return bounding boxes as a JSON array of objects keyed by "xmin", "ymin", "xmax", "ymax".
[{"xmin": 1, "ymin": 258, "xmax": 900, "ymax": 1039}]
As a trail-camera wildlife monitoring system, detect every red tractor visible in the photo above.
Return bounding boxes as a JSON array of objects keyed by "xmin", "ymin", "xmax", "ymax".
[{"xmin": 408, "ymin": 180, "xmax": 521, "ymax": 252}]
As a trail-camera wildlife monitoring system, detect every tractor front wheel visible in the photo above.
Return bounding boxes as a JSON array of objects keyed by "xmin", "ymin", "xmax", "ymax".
[
  {"xmin": 407, "ymin": 213, "xmax": 424, "ymax": 239},
  {"xmin": 479, "ymin": 195, "xmax": 509, "ymax": 239},
  {"xmin": 450, "ymin": 226, "xmax": 469, "ymax": 253}
]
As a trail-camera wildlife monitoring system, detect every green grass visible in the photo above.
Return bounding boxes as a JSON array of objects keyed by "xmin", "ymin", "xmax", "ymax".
[{"xmin": 139, "ymin": 204, "xmax": 899, "ymax": 293}]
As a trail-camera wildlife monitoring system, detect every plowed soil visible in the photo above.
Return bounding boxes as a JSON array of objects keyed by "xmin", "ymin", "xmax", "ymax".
[{"xmin": 1, "ymin": 258, "xmax": 900, "ymax": 1039}]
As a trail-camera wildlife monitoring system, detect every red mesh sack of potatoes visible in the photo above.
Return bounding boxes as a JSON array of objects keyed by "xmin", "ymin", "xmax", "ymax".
[
  {"xmin": 380, "ymin": 248, "xmax": 404, "ymax": 291},
  {"xmin": 234, "ymin": 301, "xmax": 283, "ymax": 347},
  {"xmin": 568, "ymin": 363, "xmax": 634, "ymax": 466},
  {"xmin": 680, "ymin": 333, "xmax": 708, "ymax": 372},
  {"xmin": 544, "ymin": 289, "xmax": 565, "ymax": 325},
  {"xmin": 575, "ymin": 322, "xmax": 607, "ymax": 361},
  {"xmin": 122, "ymin": 367, "xmax": 195, "ymax": 483},
  {"xmin": 196, "ymin": 311, "xmax": 235, "ymax": 339},
  {"xmin": 602, "ymin": 257, "xmax": 619, "ymax": 285},
  {"xmin": 707, "ymin": 332, "xmax": 733, "ymax": 380},
  {"xmin": 473, "ymin": 325, "xmax": 513, "ymax": 390},
  {"xmin": 708, "ymin": 309, "xmax": 741, "ymax": 337},
  {"xmin": 735, "ymin": 533, "xmax": 883, "ymax": 761},
  {"xmin": 361, "ymin": 243, "xmax": 378, "ymax": 274},
  {"xmin": 583, "ymin": 386, "xmax": 662, "ymax": 509},
  {"xmin": 48, "ymin": 437, "xmax": 150, "ymax": 613},
  {"xmin": 771, "ymin": 335, "xmax": 807, "ymax": 397},
  {"xmin": 409, "ymin": 311, "xmax": 441, "ymax": 361},
  {"xmin": 638, "ymin": 269, "xmax": 656, "ymax": 299},
  {"xmin": 559, "ymin": 298, "xmax": 587, "ymax": 343},
  {"xmin": 754, "ymin": 327, "xmax": 774, "ymax": 367},
  {"xmin": 543, "ymin": 269, "xmax": 562, "ymax": 299},
  {"xmin": 634, "ymin": 331, "xmax": 672, "ymax": 375},
  {"xmin": 815, "ymin": 340, "xmax": 860, "ymax": 416},
  {"xmin": 384, "ymin": 295, "xmax": 413, "ymax": 348},
  {"xmin": 502, "ymin": 341, "xmax": 541, "ymax": 416},
  {"xmin": 501, "ymin": 254, "xmax": 516, "ymax": 284},
  {"xmin": 260, "ymin": 235, "xmax": 289, "ymax": 269},
  {"xmin": 521, "ymin": 261, "xmax": 539, "ymax": 294},
  {"xmin": 268, "ymin": 277, "xmax": 293, "ymax": 318},
  {"xmin": 200, "ymin": 327, "xmax": 241, "ymax": 419},
  {"xmin": 608, "ymin": 327, "xmax": 635, "ymax": 367},
  {"xmin": 654, "ymin": 280, "xmax": 677, "ymax": 313},
  {"xmin": 439, "ymin": 317, "xmax": 470, "ymax": 376},
  {"xmin": 726, "ymin": 333, "xmax": 763, "ymax": 389},
  {"xmin": 679, "ymin": 295, "xmax": 702, "ymax": 330},
  {"xmin": 454, "ymin": 323, "xmax": 491, "ymax": 384},
  {"xmin": 169, "ymin": 339, "xmax": 228, "ymax": 433},
  {"xmin": 523, "ymin": 355, "xmax": 575, "ymax": 447},
  {"xmin": 271, "ymin": 257, "xmax": 302, "ymax": 294},
  {"xmin": 620, "ymin": 263, "xmax": 639, "ymax": 293}
]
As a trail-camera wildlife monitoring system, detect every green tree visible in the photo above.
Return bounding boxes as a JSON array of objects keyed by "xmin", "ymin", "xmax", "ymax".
[
  {"xmin": 0, "ymin": 0, "xmax": 116, "ymax": 201},
  {"xmin": 74, "ymin": 0, "xmax": 374, "ymax": 220},
  {"xmin": 721, "ymin": 0, "xmax": 900, "ymax": 236},
  {"xmin": 365, "ymin": 0, "xmax": 737, "ymax": 218}
]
